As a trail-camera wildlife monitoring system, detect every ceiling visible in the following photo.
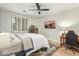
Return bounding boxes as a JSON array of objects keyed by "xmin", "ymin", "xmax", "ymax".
[{"xmin": 0, "ymin": 3, "xmax": 79, "ymax": 17}]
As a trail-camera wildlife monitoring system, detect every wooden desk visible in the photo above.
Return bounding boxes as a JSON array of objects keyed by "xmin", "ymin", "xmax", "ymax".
[
  {"xmin": 60, "ymin": 36, "xmax": 65, "ymax": 47},
  {"xmin": 60, "ymin": 36, "xmax": 79, "ymax": 47}
]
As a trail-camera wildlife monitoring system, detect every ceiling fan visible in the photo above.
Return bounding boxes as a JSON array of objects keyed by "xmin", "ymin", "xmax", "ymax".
[{"xmin": 23, "ymin": 3, "xmax": 49, "ymax": 14}]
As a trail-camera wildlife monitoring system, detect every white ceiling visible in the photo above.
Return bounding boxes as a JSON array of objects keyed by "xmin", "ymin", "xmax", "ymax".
[{"xmin": 0, "ymin": 3, "xmax": 79, "ymax": 17}]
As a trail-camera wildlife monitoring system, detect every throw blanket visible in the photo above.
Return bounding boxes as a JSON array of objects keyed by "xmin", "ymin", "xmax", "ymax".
[{"xmin": 15, "ymin": 34, "xmax": 34, "ymax": 52}]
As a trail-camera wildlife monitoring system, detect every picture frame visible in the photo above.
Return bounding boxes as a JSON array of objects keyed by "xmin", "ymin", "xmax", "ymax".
[{"xmin": 44, "ymin": 20, "xmax": 56, "ymax": 29}]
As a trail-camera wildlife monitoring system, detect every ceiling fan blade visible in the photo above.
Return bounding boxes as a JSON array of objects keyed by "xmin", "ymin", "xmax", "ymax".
[
  {"xmin": 36, "ymin": 3, "xmax": 40, "ymax": 10},
  {"xmin": 40, "ymin": 9, "xmax": 49, "ymax": 11},
  {"xmin": 29, "ymin": 9, "xmax": 37, "ymax": 11}
]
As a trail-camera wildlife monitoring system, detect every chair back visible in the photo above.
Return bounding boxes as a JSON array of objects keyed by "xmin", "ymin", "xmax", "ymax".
[{"xmin": 66, "ymin": 30, "xmax": 78, "ymax": 46}]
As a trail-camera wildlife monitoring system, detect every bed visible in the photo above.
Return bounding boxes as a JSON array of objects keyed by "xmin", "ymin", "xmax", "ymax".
[{"xmin": 0, "ymin": 33, "xmax": 49, "ymax": 56}]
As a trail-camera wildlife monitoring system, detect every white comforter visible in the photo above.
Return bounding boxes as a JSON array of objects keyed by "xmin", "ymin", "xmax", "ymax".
[
  {"xmin": 15, "ymin": 33, "xmax": 49, "ymax": 55},
  {"xmin": 24, "ymin": 33, "xmax": 49, "ymax": 49},
  {"xmin": 0, "ymin": 33, "xmax": 49, "ymax": 56},
  {"xmin": 0, "ymin": 33, "xmax": 23, "ymax": 55}
]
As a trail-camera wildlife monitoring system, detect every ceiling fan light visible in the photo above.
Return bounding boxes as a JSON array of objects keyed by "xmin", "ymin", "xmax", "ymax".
[{"xmin": 29, "ymin": 11, "xmax": 33, "ymax": 12}]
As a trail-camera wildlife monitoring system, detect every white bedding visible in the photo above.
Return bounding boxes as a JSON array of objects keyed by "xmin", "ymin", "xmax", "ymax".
[
  {"xmin": 23, "ymin": 33, "xmax": 49, "ymax": 49},
  {"xmin": 15, "ymin": 33, "xmax": 49, "ymax": 56},
  {"xmin": 0, "ymin": 33, "xmax": 23, "ymax": 55},
  {"xmin": 0, "ymin": 33, "xmax": 49, "ymax": 56},
  {"xmin": 15, "ymin": 34, "xmax": 34, "ymax": 51}
]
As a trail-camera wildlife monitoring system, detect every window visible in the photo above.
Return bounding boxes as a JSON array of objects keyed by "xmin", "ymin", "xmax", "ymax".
[{"xmin": 12, "ymin": 16, "xmax": 27, "ymax": 32}]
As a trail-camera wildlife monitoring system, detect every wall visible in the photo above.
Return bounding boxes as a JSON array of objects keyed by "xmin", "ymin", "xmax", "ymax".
[
  {"xmin": 0, "ymin": 8, "xmax": 39, "ymax": 33},
  {"xmin": 35, "ymin": 7, "xmax": 79, "ymax": 42},
  {"xmin": 27, "ymin": 17, "xmax": 43, "ymax": 34},
  {"xmin": 0, "ymin": 7, "xmax": 79, "ymax": 43},
  {"xmin": 0, "ymin": 10, "xmax": 1, "ymax": 32}
]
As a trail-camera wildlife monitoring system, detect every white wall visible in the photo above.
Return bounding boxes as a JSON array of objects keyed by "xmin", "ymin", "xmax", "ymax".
[
  {"xmin": 35, "ymin": 7, "xmax": 79, "ymax": 42},
  {"xmin": 0, "ymin": 10, "xmax": 1, "ymax": 32},
  {"xmin": 27, "ymin": 17, "xmax": 43, "ymax": 33},
  {"xmin": 0, "ymin": 7, "xmax": 79, "ymax": 43},
  {"xmin": 0, "ymin": 8, "xmax": 39, "ymax": 33}
]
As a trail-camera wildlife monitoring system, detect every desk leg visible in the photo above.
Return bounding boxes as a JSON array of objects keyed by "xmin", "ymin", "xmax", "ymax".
[{"xmin": 60, "ymin": 38, "xmax": 62, "ymax": 47}]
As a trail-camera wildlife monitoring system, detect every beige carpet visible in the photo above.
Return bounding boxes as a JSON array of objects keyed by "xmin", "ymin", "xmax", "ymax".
[
  {"xmin": 52, "ymin": 46, "xmax": 79, "ymax": 56},
  {"xmin": 48, "ymin": 40, "xmax": 79, "ymax": 56}
]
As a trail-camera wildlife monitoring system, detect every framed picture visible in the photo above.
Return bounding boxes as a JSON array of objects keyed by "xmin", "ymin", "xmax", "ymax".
[{"xmin": 44, "ymin": 20, "xmax": 56, "ymax": 29}]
